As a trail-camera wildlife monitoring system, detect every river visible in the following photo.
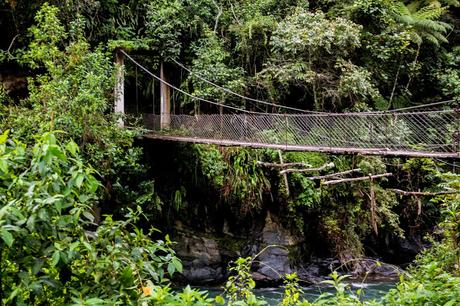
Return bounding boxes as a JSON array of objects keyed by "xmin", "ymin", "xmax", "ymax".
[{"xmin": 196, "ymin": 281, "xmax": 395, "ymax": 305}]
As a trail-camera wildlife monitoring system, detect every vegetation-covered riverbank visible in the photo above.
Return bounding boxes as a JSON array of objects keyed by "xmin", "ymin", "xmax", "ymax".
[{"xmin": 1, "ymin": 0, "xmax": 460, "ymax": 304}]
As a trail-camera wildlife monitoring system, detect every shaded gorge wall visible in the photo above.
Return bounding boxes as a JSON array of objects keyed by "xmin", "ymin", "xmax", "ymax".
[{"xmin": 138, "ymin": 139, "xmax": 441, "ymax": 285}]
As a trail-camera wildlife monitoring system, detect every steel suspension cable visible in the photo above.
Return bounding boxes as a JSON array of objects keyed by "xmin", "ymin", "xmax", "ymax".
[
  {"xmin": 123, "ymin": 51, "xmax": 455, "ymax": 115},
  {"xmin": 121, "ymin": 50, "xmax": 261, "ymax": 114},
  {"xmin": 171, "ymin": 58, "xmax": 455, "ymax": 114},
  {"xmin": 170, "ymin": 58, "xmax": 321, "ymax": 114}
]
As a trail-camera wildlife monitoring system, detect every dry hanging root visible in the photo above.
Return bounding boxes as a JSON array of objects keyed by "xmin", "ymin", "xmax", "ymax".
[{"xmin": 369, "ymin": 176, "xmax": 378, "ymax": 236}]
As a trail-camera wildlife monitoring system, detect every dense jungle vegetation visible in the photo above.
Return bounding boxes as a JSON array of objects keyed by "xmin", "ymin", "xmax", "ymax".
[{"xmin": 0, "ymin": 0, "xmax": 460, "ymax": 304}]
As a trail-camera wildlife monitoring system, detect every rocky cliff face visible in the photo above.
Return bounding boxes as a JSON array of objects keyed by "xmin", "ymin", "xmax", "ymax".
[
  {"xmin": 172, "ymin": 210, "xmax": 401, "ymax": 285},
  {"xmin": 173, "ymin": 211, "xmax": 313, "ymax": 285},
  {"xmin": 251, "ymin": 212, "xmax": 303, "ymax": 283}
]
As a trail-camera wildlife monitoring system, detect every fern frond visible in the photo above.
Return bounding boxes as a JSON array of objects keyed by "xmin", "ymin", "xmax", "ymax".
[
  {"xmin": 423, "ymin": 33, "xmax": 441, "ymax": 46},
  {"xmin": 438, "ymin": 21, "xmax": 454, "ymax": 31},
  {"xmin": 426, "ymin": 0, "xmax": 442, "ymax": 8},
  {"xmin": 392, "ymin": 2, "xmax": 411, "ymax": 16},
  {"xmin": 396, "ymin": 15, "xmax": 415, "ymax": 25},
  {"xmin": 429, "ymin": 30, "xmax": 449, "ymax": 44},
  {"xmin": 413, "ymin": 6, "xmax": 443, "ymax": 20},
  {"xmin": 407, "ymin": 1, "xmax": 421, "ymax": 13},
  {"xmin": 411, "ymin": 32, "xmax": 423, "ymax": 45},
  {"xmin": 413, "ymin": 19, "xmax": 448, "ymax": 32}
]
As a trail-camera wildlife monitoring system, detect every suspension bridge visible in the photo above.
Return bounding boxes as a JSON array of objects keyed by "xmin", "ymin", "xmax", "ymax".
[{"xmin": 116, "ymin": 50, "xmax": 460, "ymax": 159}]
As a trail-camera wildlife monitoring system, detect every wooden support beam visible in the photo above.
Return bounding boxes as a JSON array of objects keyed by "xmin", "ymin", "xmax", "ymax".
[
  {"xmin": 114, "ymin": 49, "xmax": 125, "ymax": 126},
  {"xmin": 160, "ymin": 61, "xmax": 171, "ymax": 129},
  {"xmin": 323, "ymin": 173, "xmax": 392, "ymax": 185},
  {"xmin": 278, "ymin": 151, "xmax": 290, "ymax": 197},
  {"xmin": 308, "ymin": 168, "xmax": 362, "ymax": 180},
  {"xmin": 389, "ymin": 189, "xmax": 459, "ymax": 196},
  {"xmin": 279, "ymin": 162, "xmax": 335, "ymax": 175},
  {"xmin": 256, "ymin": 161, "xmax": 312, "ymax": 168}
]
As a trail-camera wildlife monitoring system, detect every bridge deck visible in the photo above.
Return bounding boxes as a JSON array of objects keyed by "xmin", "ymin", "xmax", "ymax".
[
  {"xmin": 142, "ymin": 112, "xmax": 460, "ymax": 159},
  {"xmin": 144, "ymin": 134, "xmax": 460, "ymax": 158}
]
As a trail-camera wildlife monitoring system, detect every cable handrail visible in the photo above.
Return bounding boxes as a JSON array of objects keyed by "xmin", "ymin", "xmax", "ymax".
[
  {"xmin": 170, "ymin": 58, "xmax": 321, "ymax": 114},
  {"xmin": 121, "ymin": 50, "xmax": 261, "ymax": 114},
  {"xmin": 170, "ymin": 58, "xmax": 455, "ymax": 114},
  {"xmin": 122, "ymin": 51, "xmax": 455, "ymax": 115}
]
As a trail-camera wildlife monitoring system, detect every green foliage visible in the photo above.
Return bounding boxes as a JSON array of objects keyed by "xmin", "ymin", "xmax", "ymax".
[
  {"xmin": 186, "ymin": 28, "xmax": 246, "ymax": 107},
  {"xmin": 222, "ymin": 148, "xmax": 271, "ymax": 213},
  {"xmin": 21, "ymin": 2, "xmax": 66, "ymax": 71},
  {"xmin": 1, "ymin": 3, "xmax": 155, "ymax": 216},
  {"xmin": 307, "ymin": 271, "xmax": 380, "ymax": 305},
  {"xmin": 231, "ymin": 14, "xmax": 276, "ymax": 72},
  {"xmin": 260, "ymin": 8, "xmax": 379, "ymax": 110},
  {"xmin": 392, "ymin": 1, "xmax": 452, "ymax": 46},
  {"xmin": 2, "ymin": 1, "xmax": 460, "ymax": 305},
  {"xmin": 281, "ymin": 273, "xmax": 304, "ymax": 306},
  {"xmin": 194, "ymin": 144, "xmax": 228, "ymax": 188},
  {"xmin": 145, "ymin": 0, "xmax": 186, "ymax": 59},
  {"xmin": 436, "ymin": 47, "xmax": 460, "ymax": 99},
  {"xmin": 383, "ymin": 173, "xmax": 460, "ymax": 305},
  {"xmin": 0, "ymin": 132, "xmax": 180, "ymax": 304},
  {"xmin": 145, "ymin": 0, "xmax": 214, "ymax": 59},
  {"xmin": 220, "ymin": 257, "xmax": 267, "ymax": 306},
  {"xmin": 143, "ymin": 284, "xmax": 215, "ymax": 305}
]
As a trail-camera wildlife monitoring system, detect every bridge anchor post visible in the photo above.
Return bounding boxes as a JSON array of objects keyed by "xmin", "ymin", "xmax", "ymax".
[
  {"xmin": 114, "ymin": 49, "xmax": 125, "ymax": 126},
  {"xmin": 160, "ymin": 61, "xmax": 171, "ymax": 129}
]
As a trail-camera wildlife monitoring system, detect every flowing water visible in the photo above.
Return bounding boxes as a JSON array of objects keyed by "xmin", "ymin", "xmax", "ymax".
[{"xmin": 196, "ymin": 282, "xmax": 396, "ymax": 305}]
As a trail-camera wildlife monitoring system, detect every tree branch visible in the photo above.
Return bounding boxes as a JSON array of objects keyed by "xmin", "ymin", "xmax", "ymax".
[
  {"xmin": 389, "ymin": 189, "xmax": 459, "ymax": 196},
  {"xmin": 279, "ymin": 162, "xmax": 335, "ymax": 175},
  {"xmin": 277, "ymin": 151, "xmax": 290, "ymax": 197},
  {"xmin": 256, "ymin": 161, "xmax": 312, "ymax": 168},
  {"xmin": 308, "ymin": 168, "xmax": 361, "ymax": 180},
  {"xmin": 229, "ymin": 1, "xmax": 241, "ymax": 26},
  {"xmin": 6, "ymin": 34, "xmax": 18, "ymax": 54},
  {"xmin": 212, "ymin": 0, "xmax": 223, "ymax": 33},
  {"xmin": 323, "ymin": 173, "xmax": 392, "ymax": 185}
]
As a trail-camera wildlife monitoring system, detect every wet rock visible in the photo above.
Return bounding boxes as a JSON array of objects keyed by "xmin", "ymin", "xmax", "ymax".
[
  {"xmin": 173, "ymin": 232, "xmax": 226, "ymax": 284},
  {"xmin": 172, "ymin": 227, "xmax": 244, "ymax": 284},
  {"xmin": 253, "ymin": 212, "xmax": 304, "ymax": 284}
]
